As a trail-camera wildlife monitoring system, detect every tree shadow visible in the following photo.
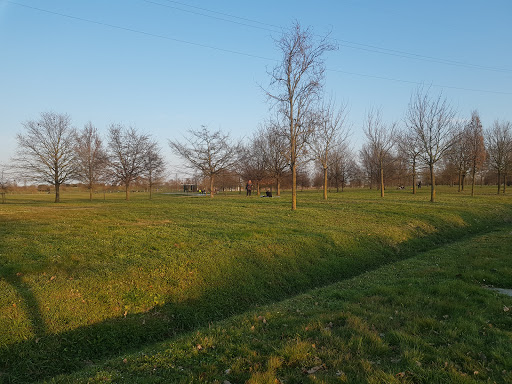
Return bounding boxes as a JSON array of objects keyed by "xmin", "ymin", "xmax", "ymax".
[{"xmin": 0, "ymin": 265, "xmax": 47, "ymax": 339}]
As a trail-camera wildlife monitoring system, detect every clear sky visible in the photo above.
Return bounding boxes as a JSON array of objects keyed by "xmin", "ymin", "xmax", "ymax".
[{"xmin": 1, "ymin": 0, "xmax": 511, "ymax": 173}]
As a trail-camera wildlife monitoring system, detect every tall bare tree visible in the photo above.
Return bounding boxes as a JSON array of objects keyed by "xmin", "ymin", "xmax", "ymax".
[
  {"xmin": 363, "ymin": 108, "xmax": 396, "ymax": 197},
  {"xmin": 107, "ymin": 124, "xmax": 150, "ymax": 200},
  {"xmin": 464, "ymin": 111, "xmax": 486, "ymax": 196},
  {"xmin": 310, "ymin": 99, "xmax": 349, "ymax": 200},
  {"xmin": 169, "ymin": 126, "xmax": 240, "ymax": 198},
  {"xmin": 486, "ymin": 120, "xmax": 511, "ymax": 194},
  {"xmin": 144, "ymin": 140, "xmax": 166, "ymax": 199},
  {"xmin": 265, "ymin": 22, "xmax": 337, "ymax": 210},
  {"xmin": 14, "ymin": 112, "xmax": 76, "ymax": 203},
  {"xmin": 74, "ymin": 122, "xmax": 108, "ymax": 200},
  {"xmin": 405, "ymin": 87, "xmax": 457, "ymax": 202}
]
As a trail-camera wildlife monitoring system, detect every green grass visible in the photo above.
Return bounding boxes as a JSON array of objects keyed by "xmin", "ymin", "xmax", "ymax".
[
  {"xmin": 0, "ymin": 187, "xmax": 511, "ymax": 382},
  {"xmin": 53, "ymin": 223, "xmax": 512, "ymax": 384}
]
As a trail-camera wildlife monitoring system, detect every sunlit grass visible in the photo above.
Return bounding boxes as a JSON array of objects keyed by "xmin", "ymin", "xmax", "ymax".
[{"xmin": 0, "ymin": 186, "xmax": 511, "ymax": 382}]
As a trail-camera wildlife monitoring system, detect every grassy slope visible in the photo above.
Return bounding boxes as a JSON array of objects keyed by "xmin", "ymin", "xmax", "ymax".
[
  {"xmin": 0, "ymin": 187, "xmax": 511, "ymax": 382},
  {"xmin": 53, "ymin": 222, "xmax": 512, "ymax": 383}
]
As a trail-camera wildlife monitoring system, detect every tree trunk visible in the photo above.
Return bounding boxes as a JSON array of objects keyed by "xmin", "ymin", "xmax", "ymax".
[
  {"xmin": 149, "ymin": 184, "xmax": 153, "ymax": 200},
  {"xmin": 497, "ymin": 171, "xmax": 501, "ymax": 194},
  {"xmin": 210, "ymin": 175, "xmax": 215, "ymax": 198},
  {"xmin": 458, "ymin": 169, "xmax": 462, "ymax": 192},
  {"xmin": 257, "ymin": 182, "xmax": 260, "ymax": 197},
  {"xmin": 323, "ymin": 166, "xmax": 328, "ymax": 200},
  {"xmin": 430, "ymin": 164, "xmax": 436, "ymax": 203},
  {"xmin": 89, "ymin": 187, "xmax": 93, "ymax": 201},
  {"xmin": 125, "ymin": 183, "xmax": 130, "ymax": 200},
  {"xmin": 380, "ymin": 160, "xmax": 384, "ymax": 198},
  {"xmin": 504, "ymin": 174, "xmax": 507, "ymax": 194},
  {"xmin": 412, "ymin": 161, "xmax": 416, "ymax": 195},
  {"xmin": 55, "ymin": 183, "xmax": 60, "ymax": 203},
  {"xmin": 461, "ymin": 173, "xmax": 466, "ymax": 191},
  {"xmin": 277, "ymin": 178, "xmax": 281, "ymax": 197},
  {"xmin": 292, "ymin": 163, "xmax": 297, "ymax": 210},
  {"xmin": 471, "ymin": 166, "xmax": 476, "ymax": 197}
]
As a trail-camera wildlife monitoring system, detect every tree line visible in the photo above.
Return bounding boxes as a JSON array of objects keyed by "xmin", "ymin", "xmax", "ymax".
[
  {"xmin": 10, "ymin": 113, "xmax": 165, "ymax": 202},
  {"xmin": 4, "ymin": 22, "xmax": 512, "ymax": 208}
]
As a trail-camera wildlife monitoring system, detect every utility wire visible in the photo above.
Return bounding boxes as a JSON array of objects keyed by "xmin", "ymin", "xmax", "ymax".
[
  {"xmin": 147, "ymin": 0, "xmax": 512, "ymax": 74},
  {"xmin": 6, "ymin": 1, "xmax": 276, "ymax": 62},
  {"xmin": 7, "ymin": 1, "xmax": 512, "ymax": 96}
]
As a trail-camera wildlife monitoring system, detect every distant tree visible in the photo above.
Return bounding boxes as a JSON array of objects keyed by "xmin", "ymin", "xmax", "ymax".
[
  {"xmin": 107, "ymin": 124, "xmax": 151, "ymax": 200},
  {"xmin": 359, "ymin": 143, "xmax": 377, "ymax": 189},
  {"xmin": 144, "ymin": 140, "xmax": 166, "ymax": 199},
  {"xmin": 396, "ymin": 127, "xmax": 422, "ymax": 194},
  {"xmin": 405, "ymin": 87, "xmax": 457, "ymax": 202},
  {"xmin": 0, "ymin": 166, "xmax": 11, "ymax": 203},
  {"xmin": 256, "ymin": 120, "xmax": 289, "ymax": 196},
  {"xmin": 240, "ymin": 130, "xmax": 268, "ymax": 196},
  {"xmin": 328, "ymin": 142, "xmax": 358, "ymax": 192},
  {"xmin": 464, "ymin": 111, "xmax": 486, "ymax": 196},
  {"xmin": 14, "ymin": 111, "xmax": 76, "ymax": 203},
  {"xmin": 169, "ymin": 126, "xmax": 240, "ymax": 198},
  {"xmin": 310, "ymin": 99, "xmax": 349, "ymax": 200},
  {"xmin": 363, "ymin": 108, "xmax": 396, "ymax": 197},
  {"xmin": 486, "ymin": 120, "xmax": 511, "ymax": 194},
  {"xmin": 446, "ymin": 124, "xmax": 471, "ymax": 192},
  {"xmin": 74, "ymin": 122, "xmax": 108, "ymax": 200},
  {"xmin": 265, "ymin": 22, "xmax": 337, "ymax": 210}
]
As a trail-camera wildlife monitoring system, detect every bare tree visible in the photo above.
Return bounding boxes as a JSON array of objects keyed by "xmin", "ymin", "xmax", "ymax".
[
  {"xmin": 486, "ymin": 120, "xmax": 511, "ymax": 194},
  {"xmin": 74, "ymin": 122, "xmax": 108, "ymax": 200},
  {"xmin": 405, "ymin": 87, "xmax": 457, "ymax": 202},
  {"xmin": 463, "ymin": 111, "xmax": 486, "ymax": 196},
  {"xmin": 395, "ymin": 128, "xmax": 422, "ymax": 194},
  {"xmin": 363, "ymin": 108, "xmax": 396, "ymax": 197},
  {"xmin": 265, "ymin": 22, "xmax": 337, "ymax": 210},
  {"xmin": 0, "ymin": 166, "xmax": 12, "ymax": 203},
  {"xmin": 144, "ymin": 140, "xmax": 166, "ymax": 199},
  {"xmin": 359, "ymin": 143, "xmax": 377, "ymax": 190},
  {"xmin": 261, "ymin": 122, "xmax": 288, "ymax": 196},
  {"xmin": 169, "ymin": 126, "xmax": 240, "ymax": 198},
  {"xmin": 107, "ymin": 124, "xmax": 151, "ymax": 200},
  {"xmin": 14, "ymin": 112, "xmax": 76, "ymax": 203},
  {"xmin": 310, "ymin": 99, "xmax": 349, "ymax": 200},
  {"xmin": 328, "ymin": 142, "xmax": 358, "ymax": 192},
  {"xmin": 240, "ymin": 130, "xmax": 268, "ymax": 196}
]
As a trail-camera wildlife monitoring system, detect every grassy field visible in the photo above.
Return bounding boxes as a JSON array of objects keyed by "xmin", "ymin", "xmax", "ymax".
[{"xmin": 0, "ymin": 187, "xmax": 511, "ymax": 383}]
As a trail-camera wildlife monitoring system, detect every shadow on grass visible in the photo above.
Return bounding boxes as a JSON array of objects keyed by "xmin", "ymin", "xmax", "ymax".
[{"xmin": 0, "ymin": 212, "xmax": 510, "ymax": 383}]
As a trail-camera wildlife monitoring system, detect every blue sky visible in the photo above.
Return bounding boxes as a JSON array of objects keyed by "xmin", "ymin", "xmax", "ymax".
[{"xmin": 1, "ymin": 0, "xmax": 511, "ymax": 172}]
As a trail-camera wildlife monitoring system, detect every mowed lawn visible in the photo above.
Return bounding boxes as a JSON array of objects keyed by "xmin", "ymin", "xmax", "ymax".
[{"xmin": 0, "ymin": 187, "xmax": 511, "ymax": 382}]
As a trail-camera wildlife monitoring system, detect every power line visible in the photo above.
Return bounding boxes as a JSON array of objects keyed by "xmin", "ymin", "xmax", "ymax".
[
  {"xmin": 7, "ymin": 1, "xmax": 276, "ymax": 62},
  {"xmin": 6, "ymin": 1, "xmax": 512, "ymax": 96},
  {"xmin": 147, "ymin": 0, "xmax": 512, "ymax": 74},
  {"xmin": 327, "ymin": 68, "xmax": 512, "ymax": 95}
]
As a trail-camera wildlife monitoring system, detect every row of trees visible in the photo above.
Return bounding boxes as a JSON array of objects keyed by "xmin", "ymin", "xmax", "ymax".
[
  {"xmin": 13, "ymin": 112, "xmax": 165, "ymax": 202},
  {"xmin": 6, "ymin": 23, "xmax": 512, "ymax": 208}
]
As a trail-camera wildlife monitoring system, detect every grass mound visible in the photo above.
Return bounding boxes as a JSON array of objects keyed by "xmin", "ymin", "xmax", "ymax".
[{"xmin": 54, "ymin": 224, "xmax": 512, "ymax": 383}]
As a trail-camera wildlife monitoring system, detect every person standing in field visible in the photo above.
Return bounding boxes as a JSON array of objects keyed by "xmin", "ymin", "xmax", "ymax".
[{"xmin": 246, "ymin": 180, "xmax": 252, "ymax": 196}]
